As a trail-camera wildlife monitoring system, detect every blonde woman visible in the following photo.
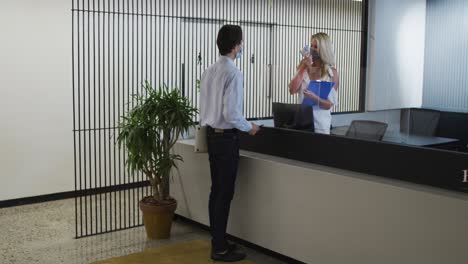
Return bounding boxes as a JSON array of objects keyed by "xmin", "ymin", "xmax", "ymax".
[{"xmin": 288, "ymin": 32, "xmax": 340, "ymax": 135}]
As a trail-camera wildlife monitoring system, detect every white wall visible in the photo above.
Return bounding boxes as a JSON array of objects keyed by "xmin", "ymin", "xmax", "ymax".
[
  {"xmin": 366, "ymin": 0, "xmax": 426, "ymax": 111},
  {"xmin": 422, "ymin": 0, "xmax": 468, "ymax": 113},
  {"xmin": 0, "ymin": 0, "xmax": 73, "ymax": 200}
]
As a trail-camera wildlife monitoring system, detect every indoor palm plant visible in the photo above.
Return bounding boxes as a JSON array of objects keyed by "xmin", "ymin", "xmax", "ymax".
[{"xmin": 117, "ymin": 81, "xmax": 197, "ymax": 239}]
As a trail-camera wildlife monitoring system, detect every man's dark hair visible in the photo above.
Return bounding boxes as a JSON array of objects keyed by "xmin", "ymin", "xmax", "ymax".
[{"xmin": 216, "ymin": 25, "xmax": 243, "ymax": 55}]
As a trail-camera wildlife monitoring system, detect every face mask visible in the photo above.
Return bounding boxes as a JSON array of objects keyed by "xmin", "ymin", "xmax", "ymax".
[
  {"xmin": 311, "ymin": 50, "xmax": 321, "ymax": 60},
  {"xmin": 235, "ymin": 46, "xmax": 243, "ymax": 59}
]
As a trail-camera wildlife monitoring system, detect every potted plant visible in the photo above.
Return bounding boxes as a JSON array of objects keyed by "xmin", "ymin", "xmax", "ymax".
[{"xmin": 117, "ymin": 81, "xmax": 197, "ymax": 239}]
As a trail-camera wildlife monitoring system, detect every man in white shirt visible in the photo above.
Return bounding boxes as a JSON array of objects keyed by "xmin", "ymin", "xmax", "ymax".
[{"xmin": 200, "ymin": 25, "xmax": 260, "ymax": 262}]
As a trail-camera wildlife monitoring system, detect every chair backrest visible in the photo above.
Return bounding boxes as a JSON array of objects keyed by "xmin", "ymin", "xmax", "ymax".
[
  {"xmin": 409, "ymin": 109, "xmax": 441, "ymax": 136},
  {"xmin": 345, "ymin": 120, "xmax": 388, "ymax": 141},
  {"xmin": 272, "ymin": 103, "xmax": 314, "ymax": 131}
]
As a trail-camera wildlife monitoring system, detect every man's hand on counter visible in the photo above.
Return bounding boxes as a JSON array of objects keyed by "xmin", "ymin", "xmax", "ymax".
[{"xmin": 249, "ymin": 123, "xmax": 261, "ymax": 136}]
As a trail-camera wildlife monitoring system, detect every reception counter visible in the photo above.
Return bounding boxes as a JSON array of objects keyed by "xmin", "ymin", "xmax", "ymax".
[{"xmin": 172, "ymin": 130, "xmax": 468, "ymax": 264}]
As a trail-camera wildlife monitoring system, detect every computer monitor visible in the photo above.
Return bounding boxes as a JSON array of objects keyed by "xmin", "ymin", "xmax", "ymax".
[{"xmin": 272, "ymin": 103, "xmax": 314, "ymax": 131}]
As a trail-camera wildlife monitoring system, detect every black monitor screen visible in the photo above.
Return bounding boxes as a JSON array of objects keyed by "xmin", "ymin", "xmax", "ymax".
[{"xmin": 272, "ymin": 103, "xmax": 314, "ymax": 131}]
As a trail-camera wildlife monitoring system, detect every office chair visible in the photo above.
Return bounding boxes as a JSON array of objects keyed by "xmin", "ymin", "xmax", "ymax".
[
  {"xmin": 345, "ymin": 120, "xmax": 388, "ymax": 141},
  {"xmin": 405, "ymin": 108, "xmax": 441, "ymax": 136}
]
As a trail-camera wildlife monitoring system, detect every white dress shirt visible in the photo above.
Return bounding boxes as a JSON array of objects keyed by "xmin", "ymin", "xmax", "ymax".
[{"xmin": 199, "ymin": 56, "xmax": 252, "ymax": 132}]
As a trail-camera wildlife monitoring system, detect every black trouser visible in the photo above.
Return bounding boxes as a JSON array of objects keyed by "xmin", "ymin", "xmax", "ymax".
[{"xmin": 207, "ymin": 127, "xmax": 240, "ymax": 252}]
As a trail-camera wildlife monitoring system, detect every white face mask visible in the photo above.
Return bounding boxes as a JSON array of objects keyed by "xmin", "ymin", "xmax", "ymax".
[{"xmin": 235, "ymin": 46, "xmax": 243, "ymax": 59}]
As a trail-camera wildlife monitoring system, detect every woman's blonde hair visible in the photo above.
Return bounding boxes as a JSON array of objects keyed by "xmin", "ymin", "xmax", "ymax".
[{"xmin": 310, "ymin": 32, "xmax": 336, "ymax": 77}]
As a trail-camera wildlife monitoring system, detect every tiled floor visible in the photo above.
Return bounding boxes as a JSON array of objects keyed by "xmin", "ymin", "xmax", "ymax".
[{"xmin": 0, "ymin": 198, "xmax": 285, "ymax": 264}]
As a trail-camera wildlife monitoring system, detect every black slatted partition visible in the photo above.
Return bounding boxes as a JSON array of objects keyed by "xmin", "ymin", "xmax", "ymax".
[{"xmin": 72, "ymin": 0, "xmax": 368, "ymax": 238}]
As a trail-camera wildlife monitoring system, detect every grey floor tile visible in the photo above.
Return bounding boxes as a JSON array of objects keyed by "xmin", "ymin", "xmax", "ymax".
[{"xmin": 0, "ymin": 198, "xmax": 286, "ymax": 264}]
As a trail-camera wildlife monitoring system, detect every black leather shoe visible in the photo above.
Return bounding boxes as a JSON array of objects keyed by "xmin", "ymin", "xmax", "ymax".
[
  {"xmin": 211, "ymin": 249, "xmax": 247, "ymax": 262},
  {"xmin": 227, "ymin": 241, "xmax": 239, "ymax": 252}
]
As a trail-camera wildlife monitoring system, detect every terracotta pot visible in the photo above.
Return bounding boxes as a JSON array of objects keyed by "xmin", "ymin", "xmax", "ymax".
[{"xmin": 139, "ymin": 197, "xmax": 177, "ymax": 239}]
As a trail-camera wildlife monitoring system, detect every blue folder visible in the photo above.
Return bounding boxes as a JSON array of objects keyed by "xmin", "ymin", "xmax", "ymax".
[{"xmin": 302, "ymin": 80, "xmax": 335, "ymax": 106}]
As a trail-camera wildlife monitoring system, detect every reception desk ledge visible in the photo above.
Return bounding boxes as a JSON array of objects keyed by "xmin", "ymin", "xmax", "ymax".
[{"xmin": 172, "ymin": 139, "xmax": 468, "ymax": 264}]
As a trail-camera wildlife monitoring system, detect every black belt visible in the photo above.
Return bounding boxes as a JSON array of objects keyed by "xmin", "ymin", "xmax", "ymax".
[{"xmin": 207, "ymin": 126, "xmax": 238, "ymax": 134}]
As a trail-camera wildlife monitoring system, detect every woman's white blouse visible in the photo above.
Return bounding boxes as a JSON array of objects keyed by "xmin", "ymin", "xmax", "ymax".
[{"xmin": 298, "ymin": 68, "xmax": 338, "ymax": 135}]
